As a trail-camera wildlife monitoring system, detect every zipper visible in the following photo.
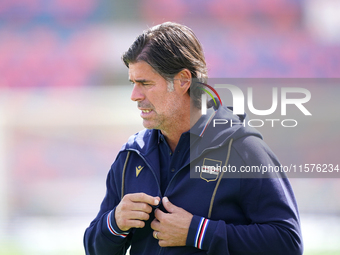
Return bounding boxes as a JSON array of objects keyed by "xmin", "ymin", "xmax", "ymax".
[
  {"xmin": 123, "ymin": 149, "xmax": 165, "ymax": 255},
  {"xmin": 125, "ymin": 142, "xmax": 231, "ymax": 255}
]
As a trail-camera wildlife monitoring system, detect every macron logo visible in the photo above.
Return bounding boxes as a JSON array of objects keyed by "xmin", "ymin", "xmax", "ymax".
[{"xmin": 136, "ymin": 165, "xmax": 144, "ymax": 177}]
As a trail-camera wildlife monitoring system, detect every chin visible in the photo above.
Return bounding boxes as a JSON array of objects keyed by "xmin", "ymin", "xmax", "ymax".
[
  {"xmin": 142, "ymin": 119, "xmax": 162, "ymax": 131},
  {"xmin": 142, "ymin": 120, "xmax": 155, "ymax": 130}
]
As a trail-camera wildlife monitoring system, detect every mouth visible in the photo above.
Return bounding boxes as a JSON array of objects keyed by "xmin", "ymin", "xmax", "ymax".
[
  {"xmin": 138, "ymin": 102, "xmax": 154, "ymax": 118},
  {"xmin": 139, "ymin": 108, "xmax": 154, "ymax": 118}
]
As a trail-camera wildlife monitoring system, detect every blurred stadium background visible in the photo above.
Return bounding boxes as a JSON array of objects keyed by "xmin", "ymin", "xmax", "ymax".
[{"xmin": 0, "ymin": 0, "xmax": 340, "ymax": 254}]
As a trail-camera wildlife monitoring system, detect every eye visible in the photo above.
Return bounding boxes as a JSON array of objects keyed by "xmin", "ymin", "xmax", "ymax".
[{"xmin": 130, "ymin": 81, "xmax": 153, "ymax": 87}]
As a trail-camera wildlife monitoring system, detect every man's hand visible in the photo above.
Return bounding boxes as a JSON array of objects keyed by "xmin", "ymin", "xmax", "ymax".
[
  {"xmin": 151, "ymin": 197, "xmax": 193, "ymax": 247},
  {"xmin": 115, "ymin": 193, "xmax": 160, "ymax": 232}
]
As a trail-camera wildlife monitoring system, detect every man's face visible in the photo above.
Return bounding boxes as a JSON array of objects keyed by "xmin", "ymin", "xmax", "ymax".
[{"xmin": 129, "ymin": 61, "xmax": 183, "ymax": 132}]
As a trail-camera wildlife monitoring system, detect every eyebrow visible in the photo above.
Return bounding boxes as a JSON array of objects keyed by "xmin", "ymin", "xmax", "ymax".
[{"xmin": 129, "ymin": 79, "xmax": 152, "ymax": 83}]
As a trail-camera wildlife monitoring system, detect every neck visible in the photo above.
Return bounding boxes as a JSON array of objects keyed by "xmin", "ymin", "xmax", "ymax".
[{"xmin": 161, "ymin": 101, "xmax": 201, "ymax": 152}]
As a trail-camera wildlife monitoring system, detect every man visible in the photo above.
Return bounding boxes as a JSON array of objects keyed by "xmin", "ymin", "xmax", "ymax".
[{"xmin": 84, "ymin": 22, "xmax": 303, "ymax": 255}]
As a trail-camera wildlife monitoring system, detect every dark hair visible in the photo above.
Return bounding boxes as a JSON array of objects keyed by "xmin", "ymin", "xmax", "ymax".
[{"xmin": 122, "ymin": 22, "xmax": 207, "ymax": 108}]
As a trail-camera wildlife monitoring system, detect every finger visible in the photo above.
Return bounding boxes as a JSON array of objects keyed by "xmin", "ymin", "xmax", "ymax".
[
  {"xmin": 158, "ymin": 240, "xmax": 167, "ymax": 247},
  {"xmin": 154, "ymin": 208, "xmax": 165, "ymax": 221},
  {"xmin": 128, "ymin": 210, "xmax": 150, "ymax": 221},
  {"xmin": 123, "ymin": 219, "xmax": 146, "ymax": 229},
  {"xmin": 120, "ymin": 197, "xmax": 155, "ymax": 213},
  {"xmin": 127, "ymin": 193, "xmax": 160, "ymax": 206},
  {"xmin": 162, "ymin": 197, "xmax": 177, "ymax": 213},
  {"xmin": 115, "ymin": 208, "xmax": 150, "ymax": 231},
  {"xmin": 153, "ymin": 231, "xmax": 160, "ymax": 240},
  {"xmin": 129, "ymin": 201, "xmax": 154, "ymax": 214},
  {"xmin": 150, "ymin": 218, "xmax": 160, "ymax": 231}
]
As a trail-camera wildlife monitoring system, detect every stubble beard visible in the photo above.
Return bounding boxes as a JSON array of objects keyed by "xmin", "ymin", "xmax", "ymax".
[{"xmin": 142, "ymin": 83, "xmax": 177, "ymax": 132}]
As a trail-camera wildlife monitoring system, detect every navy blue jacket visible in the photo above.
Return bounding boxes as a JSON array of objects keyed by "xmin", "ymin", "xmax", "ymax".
[{"xmin": 84, "ymin": 105, "xmax": 303, "ymax": 255}]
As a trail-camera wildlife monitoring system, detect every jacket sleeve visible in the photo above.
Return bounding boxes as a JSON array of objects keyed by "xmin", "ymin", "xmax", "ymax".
[
  {"xmin": 186, "ymin": 136, "xmax": 303, "ymax": 255},
  {"xmin": 84, "ymin": 153, "xmax": 131, "ymax": 255}
]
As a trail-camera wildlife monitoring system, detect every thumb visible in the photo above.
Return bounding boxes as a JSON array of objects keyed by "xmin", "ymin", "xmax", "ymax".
[{"xmin": 162, "ymin": 197, "xmax": 178, "ymax": 213}]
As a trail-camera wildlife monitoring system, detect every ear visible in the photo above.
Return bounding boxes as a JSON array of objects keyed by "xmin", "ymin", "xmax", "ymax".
[{"xmin": 174, "ymin": 69, "xmax": 191, "ymax": 95}]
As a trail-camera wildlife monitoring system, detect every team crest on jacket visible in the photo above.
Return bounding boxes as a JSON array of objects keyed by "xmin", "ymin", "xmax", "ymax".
[{"xmin": 200, "ymin": 158, "xmax": 222, "ymax": 182}]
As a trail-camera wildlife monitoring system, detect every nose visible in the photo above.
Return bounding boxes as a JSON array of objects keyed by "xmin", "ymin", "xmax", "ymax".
[{"xmin": 130, "ymin": 84, "xmax": 144, "ymax": 102}]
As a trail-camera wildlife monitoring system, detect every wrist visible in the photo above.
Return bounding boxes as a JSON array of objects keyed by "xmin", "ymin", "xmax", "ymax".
[
  {"xmin": 107, "ymin": 209, "xmax": 130, "ymax": 238},
  {"xmin": 186, "ymin": 215, "xmax": 218, "ymax": 250}
]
